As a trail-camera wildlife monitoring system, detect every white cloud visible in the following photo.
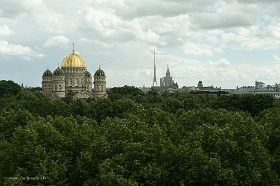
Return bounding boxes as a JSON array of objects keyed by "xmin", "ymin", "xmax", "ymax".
[
  {"xmin": 273, "ymin": 55, "xmax": 280, "ymax": 62},
  {"xmin": 76, "ymin": 7, "xmax": 121, "ymax": 37},
  {"xmin": 43, "ymin": 35, "xmax": 70, "ymax": 48},
  {"xmin": 0, "ymin": 40, "xmax": 44, "ymax": 58},
  {"xmin": 80, "ymin": 38, "xmax": 113, "ymax": 48},
  {"xmin": 221, "ymin": 26, "xmax": 280, "ymax": 50},
  {"xmin": 208, "ymin": 58, "xmax": 230, "ymax": 67},
  {"xmin": 2, "ymin": 0, "xmax": 280, "ymax": 88},
  {"xmin": 135, "ymin": 29, "xmax": 166, "ymax": 45},
  {"xmin": 183, "ymin": 43, "xmax": 222, "ymax": 56},
  {"xmin": 0, "ymin": 25, "xmax": 13, "ymax": 37},
  {"xmin": 36, "ymin": 13, "xmax": 69, "ymax": 34},
  {"xmin": 265, "ymin": 19, "xmax": 280, "ymax": 38}
]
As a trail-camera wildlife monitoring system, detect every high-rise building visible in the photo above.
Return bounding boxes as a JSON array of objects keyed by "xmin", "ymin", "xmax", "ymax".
[{"xmin": 160, "ymin": 65, "xmax": 175, "ymax": 87}]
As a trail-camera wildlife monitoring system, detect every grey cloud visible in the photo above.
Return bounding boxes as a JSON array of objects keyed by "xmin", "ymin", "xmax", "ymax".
[
  {"xmin": 191, "ymin": 12, "xmax": 257, "ymax": 29},
  {"xmin": 0, "ymin": 0, "xmax": 39, "ymax": 18},
  {"xmin": 190, "ymin": 3, "xmax": 258, "ymax": 29},
  {"xmin": 89, "ymin": 0, "xmax": 219, "ymax": 19}
]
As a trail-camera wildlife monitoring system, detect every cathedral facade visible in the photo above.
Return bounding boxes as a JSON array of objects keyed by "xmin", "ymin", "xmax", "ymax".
[{"xmin": 42, "ymin": 46, "xmax": 106, "ymax": 99}]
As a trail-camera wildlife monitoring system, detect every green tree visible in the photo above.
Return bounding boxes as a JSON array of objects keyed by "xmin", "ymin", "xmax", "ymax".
[
  {"xmin": 107, "ymin": 85, "xmax": 145, "ymax": 101},
  {"xmin": 0, "ymin": 80, "xmax": 21, "ymax": 97},
  {"xmin": 0, "ymin": 116, "xmax": 98, "ymax": 185},
  {"xmin": 209, "ymin": 94, "xmax": 275, "ymax": 116},
  {"xmin": 178, "ymin": 109, "xmax": 279, "ymax": 185}
]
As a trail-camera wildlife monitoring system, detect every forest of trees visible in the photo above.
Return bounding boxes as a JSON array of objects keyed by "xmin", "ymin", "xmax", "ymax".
[{"xmin": 1, "ymin": 80, "xmax": 280, "ymax": 185}]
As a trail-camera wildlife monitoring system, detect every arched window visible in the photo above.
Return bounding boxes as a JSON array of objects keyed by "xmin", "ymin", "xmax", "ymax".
[{"xmin": 101, "ymin": 85, "xmax": 103, "ymax": 92}]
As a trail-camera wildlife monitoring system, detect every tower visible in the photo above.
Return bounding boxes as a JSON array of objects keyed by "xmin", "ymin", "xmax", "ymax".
[
  {"xmin": 42, "ymin": 67, "xmax": 53, "ymax": 95},
  {"xmin": 152, "ymin": 49, "xmax": 157, "ymax": 86},
  {"xmin": 52, "ymin": 66, "xmax": 65, "ymax": 97},
  {"xmin": 166, "ymin": 64, "xmax": 170, "ymax": 77},
  {"xmin": 93, "ymin": 66, "xmax": 107, "ymax": 99},
  {"xmin": 160, "ymin": 65, "xmax": 174, "ymax": 87}
]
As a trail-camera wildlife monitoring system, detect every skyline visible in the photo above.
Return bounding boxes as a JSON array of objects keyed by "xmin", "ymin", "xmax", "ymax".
[{"xmin": 1, "ymin": 0, "xmax": 280, "ymax": 88}]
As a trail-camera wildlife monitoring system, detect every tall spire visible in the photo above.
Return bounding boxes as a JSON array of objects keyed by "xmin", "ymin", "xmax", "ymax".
[
  {"xmin": 72, "ymin": 43, "xmax": 75, "ymax": 53},
  {"xmin": 153, "ymin": 49, "xmax": 157, "ymax": 86},
  {"xmin": 166, "ymin": 64, "xmax": 170, "ymax": 77}
]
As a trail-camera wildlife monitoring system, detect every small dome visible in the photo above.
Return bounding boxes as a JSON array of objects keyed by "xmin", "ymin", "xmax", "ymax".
[
  {"xmin": 43, "ymin": 69, "xmax": 52, "ymax": 77},
  {"xmin": 53, "ymin": 67, "xmax": 64, "ymax": 76},
  {"xmin": 94, "ymin": 67, "xmax": 105, "ymax": 76},
  {"xmin": 85, "ymin": 70, "xmax": 91, "ymax": 77}
]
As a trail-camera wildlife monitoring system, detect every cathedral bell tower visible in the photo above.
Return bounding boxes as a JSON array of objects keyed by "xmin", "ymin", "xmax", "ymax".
[{"xmin": 93, "ymin": 66, "xmax": 107, "ymax": 99}]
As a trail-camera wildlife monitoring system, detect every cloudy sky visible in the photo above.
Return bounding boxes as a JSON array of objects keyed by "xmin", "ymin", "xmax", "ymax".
[{"xmin": 1, "ymin": 0, "xmax": 280, "ymax": 88}]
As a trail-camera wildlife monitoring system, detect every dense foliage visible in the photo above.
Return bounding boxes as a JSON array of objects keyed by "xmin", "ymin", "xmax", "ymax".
[{"xmin": 0, "ymin": 81, "xmax": 280, "ymax": 185}]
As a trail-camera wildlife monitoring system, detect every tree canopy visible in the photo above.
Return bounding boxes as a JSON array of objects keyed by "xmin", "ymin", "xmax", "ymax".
[
  {"xmin": 0, "ymin": 80, "xmax": 21, "ymax": 97},
  {"xmin": 0, "ymin": 83, "xmax": 280, "ymax": 185}
]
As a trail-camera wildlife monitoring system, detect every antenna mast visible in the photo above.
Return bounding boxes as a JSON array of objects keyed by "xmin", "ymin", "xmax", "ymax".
[{"xmin": 152, "ymin": 49, "xmax": 157, "ymax": 86}]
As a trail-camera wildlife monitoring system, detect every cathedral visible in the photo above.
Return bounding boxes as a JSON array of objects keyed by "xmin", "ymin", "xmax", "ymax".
[{"xmin": 42, "ymin": 45, "xmax": 106, "ymax": 99}]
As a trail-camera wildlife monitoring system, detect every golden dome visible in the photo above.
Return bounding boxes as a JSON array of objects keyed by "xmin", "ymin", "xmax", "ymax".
[{"xmin": 61, "ymin": 44, "xmax": 86, "ymax": 67}]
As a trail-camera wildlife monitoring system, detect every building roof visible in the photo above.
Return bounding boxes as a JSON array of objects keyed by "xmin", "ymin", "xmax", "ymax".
[
  {"xmin": 61, "ymin": 44, "xmax": 86, "ymax": 67},
  {"xmin": 43, "ymin": 69, "xmax": 52, "ymax": 77},
  {"xmin": 53, "ymin": 67, "xmax": 64, "ymax": 76},
  {"xmin": 94, "ymin": 67, "xmax": 105, "ymax": 76}
]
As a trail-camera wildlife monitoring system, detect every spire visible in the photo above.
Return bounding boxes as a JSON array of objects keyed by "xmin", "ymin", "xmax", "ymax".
[
  {"xmin": 72, "ymin": 43, "xmax": 75, "ymax": 53},
  {"xmin": 166, "ymin": 64, "xmax": 170, "ymax": 77},
  {"xmin": 152, "ymin": 49, "xmax": 157, "ymax": 86}
]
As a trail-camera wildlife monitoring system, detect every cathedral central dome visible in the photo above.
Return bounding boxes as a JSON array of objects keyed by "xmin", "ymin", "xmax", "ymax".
[{"xmin": 61, "ymin": 47, "xmax": 86, "ymax": 67}]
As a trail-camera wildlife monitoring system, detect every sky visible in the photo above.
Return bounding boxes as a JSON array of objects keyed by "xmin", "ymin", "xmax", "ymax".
[{"xmin": 1, "ymin": 0, "xmax": 280, "ymax": 88}]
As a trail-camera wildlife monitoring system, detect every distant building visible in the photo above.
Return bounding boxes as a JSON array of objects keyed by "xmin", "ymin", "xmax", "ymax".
[
  {"xmin": 151, "ymin": 65, "xmax": 178, "ymax": 91},
  {"xmin": 159, "ymin": 65, "xmax": 178, "ymax": 89},
  {"xmin": 160, "ymin": 65, "xmax": 172, "ymax": 87},
  {"xmin": 197, "ymin": 81, "xmax": 203, "ymax": 88},
  {"xmin": 150, "ymin": 50, "xmax": 178, "ymax": 92},
  {"xmin": 140, "ymin": 86, "xmax": 151, "ymax": 93},
  {"xmin": 184, "ymin": 81, "xmax": 227, "ymax": 97},
  {"xmin": 42, "ymin": 44, "xmax": 106, "ymax": 99},
  {"xmin": 224, "ymin": 80, "xmax": 280, "ymax": 98}
]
